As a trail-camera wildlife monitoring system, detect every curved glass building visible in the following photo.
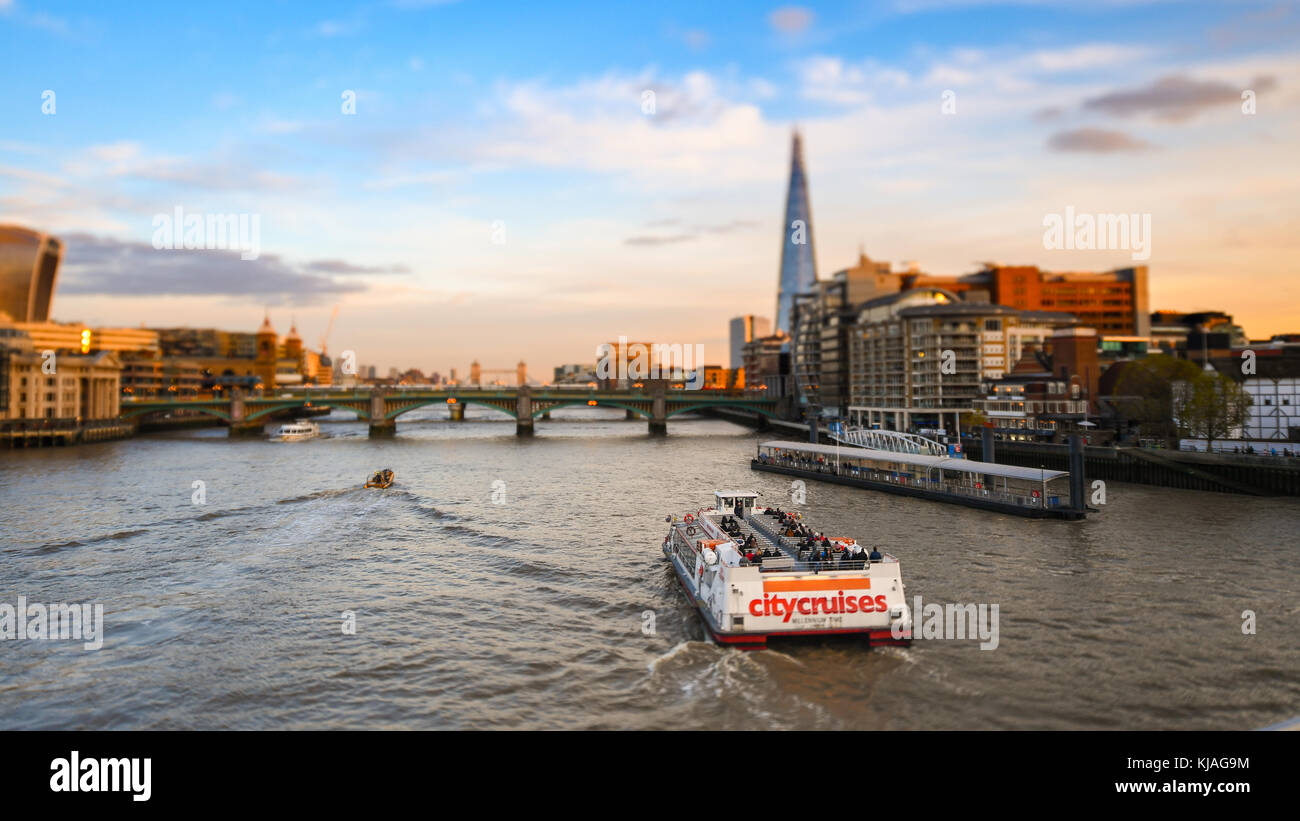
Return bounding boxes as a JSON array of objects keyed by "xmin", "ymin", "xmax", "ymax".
[{"xmin": 0, "ymin": 225, "xmax": 62, "ymax": 322}]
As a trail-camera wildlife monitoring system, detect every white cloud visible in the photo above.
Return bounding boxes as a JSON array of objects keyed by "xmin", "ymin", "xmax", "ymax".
[
  {"xmin": 797, "ymin": 56, "xmax": 910, "ymax": 106},
  {"xmin": 1023, "ymin": 43, "xmax": 1154, "ymax": 73},
  {"xmin": 769, "ymin": 6, "xmax": 814, "ymax": 34}
]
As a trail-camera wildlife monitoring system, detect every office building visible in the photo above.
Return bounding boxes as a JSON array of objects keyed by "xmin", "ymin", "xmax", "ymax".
[
  {"xmin": 0, "ymin": 225, "xmax": 62, "ymax": 323},
  {"xmin": 903, "ymin": 263, "xmax": 1150, "ymax": 337},
  {"xmin": 729, "ymin": 315, "xmax": 771, "ymax": 370}
]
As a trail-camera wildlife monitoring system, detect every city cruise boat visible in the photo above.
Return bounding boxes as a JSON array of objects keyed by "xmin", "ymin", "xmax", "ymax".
[
  {"xmin": 661, "ymin": 491, "xmax": 912, "ymax": 650},
  {"xmin": 273, "ymin": 420, "xmax": 320, "ymax": 441}
]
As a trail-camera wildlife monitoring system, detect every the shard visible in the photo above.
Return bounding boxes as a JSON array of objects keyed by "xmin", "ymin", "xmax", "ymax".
[{"xmin": 774, "ymin": 130, "xmax": 817, "ymax": 336}]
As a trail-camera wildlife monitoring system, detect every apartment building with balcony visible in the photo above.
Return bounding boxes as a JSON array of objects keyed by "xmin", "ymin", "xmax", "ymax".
[{"xmin": 847, "ymin": 288, "xmax": 1079, "ymax": 433}]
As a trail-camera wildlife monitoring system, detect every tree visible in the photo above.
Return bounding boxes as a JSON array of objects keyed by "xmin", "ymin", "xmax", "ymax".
[
  {"xmin": 959, "ymin": 409, "xmax": 988, "ymax": 430},
  {"xmin": 1112, "ymin": 355, "xmax": 1203, "ymax": 446},
  {"xmin": 1175, "ymin": 368, "xmax": 1252, "ymax": 443}
]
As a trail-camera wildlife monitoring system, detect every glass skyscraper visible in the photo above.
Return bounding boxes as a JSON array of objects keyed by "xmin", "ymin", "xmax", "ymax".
[
  {"xmin": 774, "ymin": 131, "xmax": 817, "ymax": 337},
  {"xmin": 0, "ymin": 225, "xmax": 62, "ymax": 323}
]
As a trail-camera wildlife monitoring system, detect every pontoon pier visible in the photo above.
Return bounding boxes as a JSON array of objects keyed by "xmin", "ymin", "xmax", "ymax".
[{"xmin": 752, "ymin": 437, "xmax": 1092, "ymax": 520}]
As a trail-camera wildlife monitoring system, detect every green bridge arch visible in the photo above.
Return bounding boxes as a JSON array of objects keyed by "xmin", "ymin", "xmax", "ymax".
[
  {"xmin": 120, "ymin": 403, "xmax": 232, "ymax": 422},
  {"xmin": 384, "ymin": 397, "xmax": 518, "ymax": 420},
  {"xmin": 664, "ymin": 402, "xmax": 781, "ymax": 419},
  {"xmin": 244, "ymin": 401, "xmax": 323, "ymax": 422},
  {"xmin": 530, "ymin": 399, "xmax": 650, "ymax": 419}
]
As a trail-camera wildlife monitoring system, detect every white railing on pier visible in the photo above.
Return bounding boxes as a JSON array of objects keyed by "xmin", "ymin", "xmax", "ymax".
[{"xmin": 830, "ymin": 427, "xmax": 947, "ymax": 456}]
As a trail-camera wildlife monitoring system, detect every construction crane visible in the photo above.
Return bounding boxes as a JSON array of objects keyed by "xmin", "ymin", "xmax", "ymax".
[{"xmin": 318, "ymin": 305, "xmax": 339, "ymax": 355}]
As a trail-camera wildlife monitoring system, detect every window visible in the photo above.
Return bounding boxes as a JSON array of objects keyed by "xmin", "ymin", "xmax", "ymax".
[{"xmin": 984, "ymin": 319, "xmax": 1002, "ymax": 332}]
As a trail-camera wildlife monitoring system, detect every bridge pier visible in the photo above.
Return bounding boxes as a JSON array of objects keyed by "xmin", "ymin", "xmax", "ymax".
[
  {"xmin": 649, "ymin": 389, "xmax": 667, "ymax": 436},
  {"xmin": 449, "ymin": 402, "xmax": 465, "ymax": 421},
  {"xmin": 626, "ymin": 409, "xmax": 636, "ymax": 420},
  {"xmin": 516, "ymin": 387, "xmax": 534, "ymax": 437},
  {"xmin": 541, "ymin": 411, "xmax": 551, "ymax": 420},
  {"xmin": 228, "ymin": 393, "xmax": 263, "ymax": 437},
  {"xmin": 368, "ymin": 390, "xmax": 394, "ymax": 437}
]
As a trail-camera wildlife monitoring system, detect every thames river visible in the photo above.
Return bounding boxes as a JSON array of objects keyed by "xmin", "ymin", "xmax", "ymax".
[{"xmin": 2, "ymin": 407, "xmax": 1297, "ymax": 730}]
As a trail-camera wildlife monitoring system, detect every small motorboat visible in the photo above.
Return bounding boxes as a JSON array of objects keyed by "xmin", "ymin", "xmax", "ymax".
[{"xmin": 365, "ymin": 469, "xmax": 395, "ymax": 489}]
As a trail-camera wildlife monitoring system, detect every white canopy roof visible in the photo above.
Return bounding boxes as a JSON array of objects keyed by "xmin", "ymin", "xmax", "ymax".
[
  {"xmin": 714, "ymin": 490, "xmax": 760, "ymax": 499},
  {"xmin": 758, "ymin": 440, "xmax": 1069, "ymax": 482}
]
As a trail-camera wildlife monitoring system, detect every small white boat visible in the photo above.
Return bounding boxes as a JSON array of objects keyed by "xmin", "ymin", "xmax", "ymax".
[{"xmin": 274, "ymin": 420, "xmax": 320, "ymax": 441}]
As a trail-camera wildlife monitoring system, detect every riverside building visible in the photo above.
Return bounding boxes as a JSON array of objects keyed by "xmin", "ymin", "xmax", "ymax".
[{"xmin": 845, "ymin": 288, "xmax": 1079, "ymax": 433}]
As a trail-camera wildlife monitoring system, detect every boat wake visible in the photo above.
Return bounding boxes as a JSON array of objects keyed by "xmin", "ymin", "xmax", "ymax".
[{"xmin": 28, "ymin": 529, "xmax": 149, "ymax": 555}]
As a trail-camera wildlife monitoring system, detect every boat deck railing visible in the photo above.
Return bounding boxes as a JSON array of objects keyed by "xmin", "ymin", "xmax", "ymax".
[
  {"xmin": 742, "ymin": 510, "xmax": 892, "ymax": 573},
  {"xmin": 680, "ymin": 509, "xmax": 893, "ymax": 574}
]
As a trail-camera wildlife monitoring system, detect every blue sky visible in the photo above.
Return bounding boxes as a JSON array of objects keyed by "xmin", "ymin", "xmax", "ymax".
[{"xmin": 2, "ymin": 0, "xmax": 1298, "ymax": 374}]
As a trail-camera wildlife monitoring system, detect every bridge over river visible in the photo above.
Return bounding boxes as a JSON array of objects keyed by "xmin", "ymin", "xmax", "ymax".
[{"xmin": 120, "ymin": 386, "xmax": 782, "ymax": 437}]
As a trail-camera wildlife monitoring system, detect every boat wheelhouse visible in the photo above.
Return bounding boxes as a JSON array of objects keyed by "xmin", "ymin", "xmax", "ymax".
[
  {"xmin": 752, "ymin": 439, "xmax": 1088, "ymax": 519},
  {"xmin": 662, "ymin": 490, "xmax": 912, "ymax": 650}
]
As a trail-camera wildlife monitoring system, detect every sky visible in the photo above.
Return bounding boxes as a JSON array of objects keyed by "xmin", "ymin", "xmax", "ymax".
[{"xmin": 2, "ymin": 0, "xmax": 1298, "ymax": 376}]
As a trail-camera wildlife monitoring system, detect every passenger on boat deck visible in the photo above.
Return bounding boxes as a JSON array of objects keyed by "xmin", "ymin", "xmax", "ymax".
[{"xmin": 869, "ymin": 547, "xmax": 883, "ymax": 561}]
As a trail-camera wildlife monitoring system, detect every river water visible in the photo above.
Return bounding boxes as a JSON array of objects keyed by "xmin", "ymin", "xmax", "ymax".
[{"xmin": 2, "ymin": 407, "xmax": 1297, "ymax": 729}]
